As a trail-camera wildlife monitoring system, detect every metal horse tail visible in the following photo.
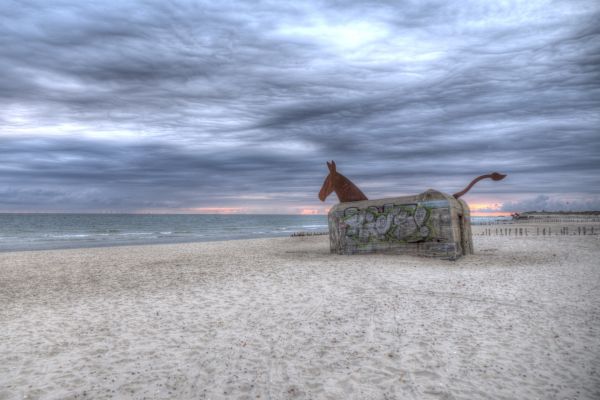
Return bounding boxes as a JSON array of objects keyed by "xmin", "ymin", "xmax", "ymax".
[{"xmin": 453, "ymin": 172, "xmax": 507, "ymax": 199}]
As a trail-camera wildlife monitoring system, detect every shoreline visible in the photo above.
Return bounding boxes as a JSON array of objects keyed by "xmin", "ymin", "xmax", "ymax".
[{"xmin": 0, "ymin": 231, "xmax": 304, "ymax": 254}]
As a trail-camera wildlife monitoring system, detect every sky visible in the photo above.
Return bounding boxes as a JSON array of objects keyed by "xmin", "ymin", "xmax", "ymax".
[{"xmin": 1, "ymin": 0, "xmax": 599, "ymax": 215}]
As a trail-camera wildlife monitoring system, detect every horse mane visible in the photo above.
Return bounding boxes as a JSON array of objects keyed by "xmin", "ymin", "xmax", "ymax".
[{"xmin": 335, "ymin": 173, "xmax": 368, "ymax": 202}]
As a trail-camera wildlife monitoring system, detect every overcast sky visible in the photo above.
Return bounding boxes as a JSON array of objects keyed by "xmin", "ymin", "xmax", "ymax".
[{"xmin": 1, "ymin": 0, "xmax": 599, "ymax": 214}]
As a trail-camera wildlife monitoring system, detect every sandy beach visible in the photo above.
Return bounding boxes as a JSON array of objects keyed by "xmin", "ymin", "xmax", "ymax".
[{"xmin": 1, "ymin": 223, "xmax": 599, "ymax": 399}]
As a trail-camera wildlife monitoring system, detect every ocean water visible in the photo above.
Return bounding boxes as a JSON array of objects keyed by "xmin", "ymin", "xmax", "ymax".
[
  {"xmin": 0, "ymin": 214, "xmax": 329, "ymax": 252},
  {"xmin": 0, "ymin": 213, "xmax": 508, "ymax": 252}
]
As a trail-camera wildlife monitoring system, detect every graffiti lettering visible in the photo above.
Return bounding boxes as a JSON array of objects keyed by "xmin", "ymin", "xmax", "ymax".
[{"xmin": 340, "ymin": 203, "xmax": 434, "ymax": 244}]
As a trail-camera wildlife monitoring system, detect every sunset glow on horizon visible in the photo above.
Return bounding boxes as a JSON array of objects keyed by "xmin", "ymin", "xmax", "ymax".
[
  {"xmin": 300, "ymin": 209, "xmax": 321, "ymax": 215},
  {"xmin": 467, "ymin": 202, "xmax": 513, "ymax": 217},
  {"xmin": 186, "ymin": 207, "xmax": 246, "ymax": 214}
]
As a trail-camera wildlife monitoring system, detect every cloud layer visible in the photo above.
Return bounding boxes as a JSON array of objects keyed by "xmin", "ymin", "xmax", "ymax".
[{"xmin": 1, "ymin": 0, "xmax": 599, "ymax": 212}]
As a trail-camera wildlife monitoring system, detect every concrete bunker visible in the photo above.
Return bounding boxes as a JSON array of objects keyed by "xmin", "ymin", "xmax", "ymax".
[{"xmin": 327, "ymin": 189, "xmax": 473, "ymax": 260}]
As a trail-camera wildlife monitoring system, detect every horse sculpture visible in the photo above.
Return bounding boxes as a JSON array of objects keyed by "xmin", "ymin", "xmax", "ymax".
[{"xmin": 319, "ymin": 160, "xmax": 506, "ymax": 203}]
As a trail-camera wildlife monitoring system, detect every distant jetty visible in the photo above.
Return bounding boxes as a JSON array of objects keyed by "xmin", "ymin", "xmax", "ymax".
[{"xmin": 512, "ymin": 211, "xmax": 600, "ymax": 222}]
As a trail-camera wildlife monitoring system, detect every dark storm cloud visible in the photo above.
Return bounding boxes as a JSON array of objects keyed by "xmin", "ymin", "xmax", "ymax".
[
  {"xmin": 0, "ymin": 135, "xmax": 329, "ymax": 211},
  {"xmin": 1, "ymin": 0, "xmax": 599, "ymax": 212}
]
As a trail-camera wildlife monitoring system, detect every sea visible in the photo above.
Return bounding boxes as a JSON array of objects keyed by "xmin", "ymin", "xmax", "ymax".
[{"xmin": 0, "ymin": 213, "xmax": 509, "ymax": 252}]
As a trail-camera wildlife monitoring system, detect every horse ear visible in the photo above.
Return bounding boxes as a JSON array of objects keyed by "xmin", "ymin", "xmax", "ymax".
[{"xmin": 328, "ymin": 160, "xmax": 336, "ymax": 173}]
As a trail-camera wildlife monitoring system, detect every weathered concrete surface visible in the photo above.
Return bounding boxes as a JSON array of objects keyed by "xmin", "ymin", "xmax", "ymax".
[{"xmin": 328, "ymin": 189, "xmax": 473, "ymax": 259}]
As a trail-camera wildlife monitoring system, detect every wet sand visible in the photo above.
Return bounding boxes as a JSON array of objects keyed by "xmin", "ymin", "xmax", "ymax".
[{"xmin": 1, "ymin": 229, "xmax": 599, "ymax": 399}]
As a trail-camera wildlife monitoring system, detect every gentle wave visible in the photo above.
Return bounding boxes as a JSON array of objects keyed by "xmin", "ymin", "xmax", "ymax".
[{"xmin": 46, "ymin": 234, "xmax": 91, "ymax": 238}]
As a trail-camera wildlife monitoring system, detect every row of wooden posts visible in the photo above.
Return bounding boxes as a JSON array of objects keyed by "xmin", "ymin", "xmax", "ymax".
[
  {"xmin": 479, "ymin": 226, "xmax": 596, "ymax": 236},
  {"xmin": 290, "ymin": 231, "xmax": 329, "ymax": 237}
]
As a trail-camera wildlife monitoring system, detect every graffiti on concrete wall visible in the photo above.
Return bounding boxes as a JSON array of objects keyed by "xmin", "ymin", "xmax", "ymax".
[{"xmin": 339, "ymin": 201, "xmax": 449, "ymax": 244}]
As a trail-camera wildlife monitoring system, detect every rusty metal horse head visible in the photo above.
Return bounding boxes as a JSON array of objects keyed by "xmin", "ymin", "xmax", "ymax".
[
  {"xmin": 319, "ymin": 160, "xmax": 506, "ymax": 203},
  {"xmin": 318, "ymin": 161, "xmax": 368, "ymax": 202}
]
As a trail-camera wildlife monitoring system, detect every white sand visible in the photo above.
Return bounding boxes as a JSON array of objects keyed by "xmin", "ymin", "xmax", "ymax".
[{"xmin": 1, "ymin": 230, "xmax": 599, "ymax": 399}]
